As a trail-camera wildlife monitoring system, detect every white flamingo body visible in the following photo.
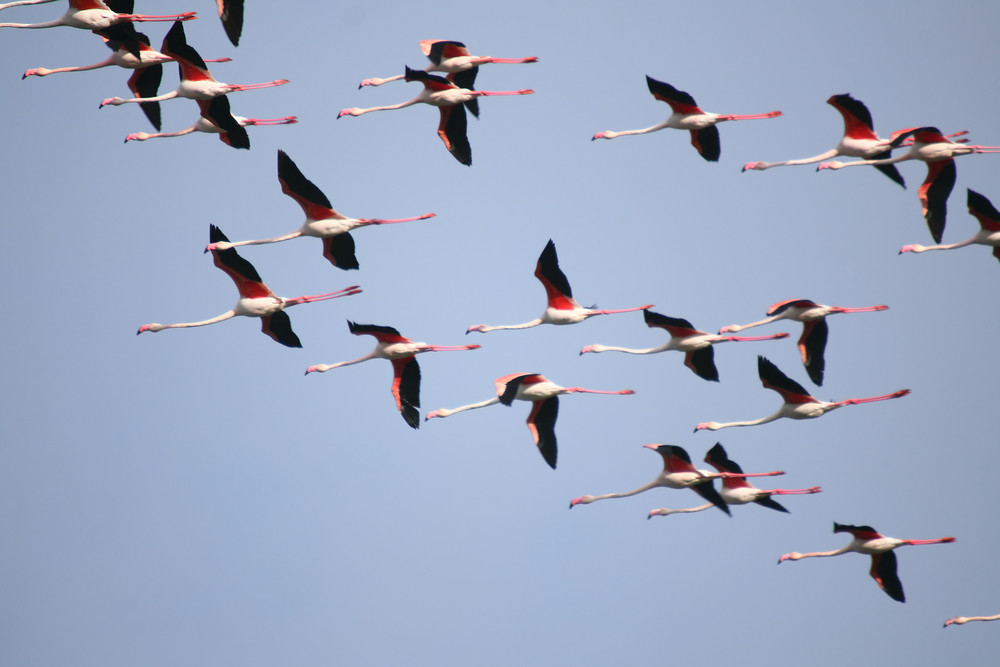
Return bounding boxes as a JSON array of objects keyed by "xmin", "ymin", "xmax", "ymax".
[
  {"xmin": 901, "ymin": 188, "xmax": 1000, "ymax": 262},
  {"xmin": 426, "ymin": 372, "xmax": 634, "ymax": 469},
  {"xmin": 581, "ymin": 309, "xmax": 787, "ymax": 381},
  {"xmin": 695, "ymin": 356, "xmax": 909, "ymax": 432},
  {"xmin": 466, "ymin": 239, "xmax": 651, "ymax": 334},
  {"xmin": 0, "ymin": 1, "xmax": 194, "ymax": 30},
  {"xmin": 819, "ymin": 127, "xmax": 1000, "ymax": 243},
  {"xmin": 138, "ymin": 225, "xmax": 360, "ymax": 347},
  {"xmin": 125, "ymin": 114, "xmax": 295, "ymax": 143},
  {"xmin": 305, "ymin": 322, "xmax": 479, "ymax": 429},
  {"xmin": 358, "ymin": 39, "xmax": 537, "ymax": 88},
  {"xmin": 778, "ymin": 522, "xmax": 955, "ymax": 602},
  {"xmin": 570, "ymin": 444, "xmax": 785, "ymax": 515},
  {"xmin": 203, "ymin": 150, "xmax": 433, "ymax": 269},
  {"xmin": 591, "ymin": 76, "xmax": 781, "ymax": 162},
  {"xmin": 742, "ymin": 94, "xmax": 906, "ymax": 187},
  {"xmin": 720, "ymin": 298, "xmax": 888, "ymax": 385},
  {"xmin": 99, "ymin": 20, "xmax": 286, "ymax": 108}
]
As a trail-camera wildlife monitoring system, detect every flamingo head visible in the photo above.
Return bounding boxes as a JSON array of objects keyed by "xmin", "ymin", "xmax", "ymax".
[
  {"xmin": 569, "ymin": 496, "xmax": 594, "ymax": 508},
  {"xmin": 137, "ymin": 323, "xmax": 164, "ymax": 335}
]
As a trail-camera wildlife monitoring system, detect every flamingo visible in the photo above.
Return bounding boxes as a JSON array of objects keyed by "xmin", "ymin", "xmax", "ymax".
[
  {"xmin": 338, "ymin": 66, "xmax": 533, "ymax": 166},
  {"xmin": 944, "ymin": 614, "xmax": 1000, "ymax": 628},
  {"xmin": 719, "ymin": 299, "xmax": 889, "ymax": 386},
  {"xmin": 580, "ymin": 309, "xmax": 789, "ymax": 382},
  {"xmin": 777, "ymin": 522, "xmax": 956, "ymax": 603},
  {"xmin": 591, "ymin": 76, "xmax": 782, "ymax": 161},
  {"xmin": 900, "ymin": 188, "xmax": 1000, "ymax": 263},
  {"xmin": 570, "ymin": 443, "xmax": 787, "ymax": 515},
  {"xmin": 215, "ymin": 0, "xmax": 242, "ymax": 46},
  {"xmin": 742, "ymin": 94, "xmax": 906, "ymax": 187},
  {"xmin": 304, "ymin": 321, "xmax": 481, "ymax": 429},
  {"xmin": 694, "ymin": 356, "xmax": 909, "ymax": 432},
  {"xmin": 137, "ymin": 225, "xmax": 361, "ymax": 347},
  {"xmin": 424, "ymin": 373, "xmax": 635, "ymax": 469},
  {"xmin": 99, "ymin": 20, "xmax": 287, "ymax": 110},
  {"xmin": 202, "ymin": 150, "xmax": 434, "ymax": 268},
  {"xmin": 818, "ymin": 127, "xmax": 1000, "ymax": 243},
  {"xmin": 125, "ymin": 113, "xmax": 296, "ymax": 145},
  {"xmin": 358, "ymin": 40, "xmax": 538, "ymax": 117},
  {"xmin": 0, "ymin": 1, "xmax": 195, "ymax": 32},
  {"xmin": 23, "ymin": 29, "xmax": 233, "ymax": 130},
  {"xmin": 647, "ymin": 443, "xmax": 820, "ymax": 518},
  {"xmin": 466, "ymin": 240, "xmax": 652, "ymax": 334},
  {"xmin": 22, "ymin": 30, "xmax": 231, "ymax": 79}
]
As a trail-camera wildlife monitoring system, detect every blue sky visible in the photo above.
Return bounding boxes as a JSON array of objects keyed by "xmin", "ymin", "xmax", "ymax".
[{"xmin": 1, "ymin": 1, "xmax": 998, "ymax": 665}]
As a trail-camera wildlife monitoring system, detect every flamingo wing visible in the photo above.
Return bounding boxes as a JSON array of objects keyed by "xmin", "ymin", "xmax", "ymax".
[
  {"xmin": 423, "ymin": 40, "xmax": 471, "ymax": 63},
  {"xmin": 534, "ymin": 240, "xmax": 578, "ymax": 310},
  {"xmin": 645, "ymin": 76, "xmax": 703, "ymax": 114},
  {"xmin": 685, "ymin": 347, "xmax": 719, "ymax": 382},
  {"xmin": 704, "ymin": 443, "xmax": 750, "ymax": 489},
  {"xmin": 127, "ymin": 62, "xmax": 162, "ymax": 130},
  {"xmin": 826, "ymin": 93, "xmax": 878, "ymax": 140},
  {"xmin": 347, "ymin": 321, "xmax": 410, "ymax": 344},
  {"xmin": 799, "ymin": 318, "xmax": 828, "ymax": 386},
  {"xmin": 321, "ymin": 233, "xmax": 359, "ymax": 270},
  {"xmin": 753, "ymin": 495, "xmax": 790, "ymax": 513},
  {"xmin": 688, "ymin": 479, "xmax": 730, "ymax": 515},
  {"xmin": 391, "ymin": 357, "xmax": 421, "ymax": 429},
  {"xmin": 161, "ymin": 20, "xmax": 213, "ymax": 83},
  {"xmin": 198, "ymin": 95, "xmax": 249, "ymax": 149},
  {"xmin": 690, "ymin": 126, "xmax": 721, "ymax": 162},
  {"xmin": 208, "ymin": 225, "xmax": 273, "ymax": 299},
  {"xmin": 437, "ymin": 104, "xmax": 472, "ymax": 166},
  {"xmin": 757, "ymin": 356, "xmax": 815, "ymax": 404},
  {"xmin": 920, "ymin": 159, "xmax": 956, "ymax": 244},
  {"xmin": 277, "ymin": 150, "xmax": 340, "ymax": 218},
  {"xmin": 967, "ymin": 188, "xmax": 1000, "ymax": 232},
  {"xmin": 527, "ymin": 396, "xmax": 559, "ymax": 469},
  {"xmin": 870, "ymin": 551, "xmax": 905, "ymax": 602},
  {"xmin": 643, "ymin": 311, "xmax": 704, "ymax": 337},
  {"xmin": 260, "ymin": 310, "xmax": 301, "ymax": 348},
  {"xmin": 216, "ymin": 0, "xmax": 243, "ymax": 47}
]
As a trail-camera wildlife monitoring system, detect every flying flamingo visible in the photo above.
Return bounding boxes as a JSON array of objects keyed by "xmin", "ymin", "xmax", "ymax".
[
  {"xmin": 694, "ymin": 356, "xmax": 909, "ymax": 432},
  {"xmin": 900, "ymin": 188, "xmax": 1000, "ymax": 263},
  {"xmin": 777, "ymin": 522, "xmax": 956, "ymax": 603},
  {"xmin": 304, "ymin": 321, "xmax": 481, "ymax": 429},
  {"xmin": 424, "ymin": 373, "xmax": 635, "ymax": 469},
  {"xmin": 570, "ymin": 443, "xmax": 787, "ymax": 515},
  {"xmin": 137, "ymin": 225, "xmax": 361, "ymax": 347},
  {"xmin": 358, "ymin": 39, "xmax": 537, "ymax": 119},
  {"xmin": 943, "ymin": 614, "xmax": 1000, "ymax": 628},
  {"xmin": 742, "ymin": 94, "xmax": 906, "ymax": 187},
  {"xmin": 99, "ymin": 20, "xmax": 287, "ymax": 110},
  {"xmin": 22, "ymin": 30, "xmax": 232, "ymax": 79},
  {"xmin": 203, "ymin": 150, "xmax": 434, "ymax": 268},
  {"xmin": 580, "ymin": 309, "xmax": 788, "ymax": 382},
  {"xmin": 338, "ymin": 66, "xmax": 533, "ymax": 166},
  {"xmin": 719, "ymin": 299, "xmax": 889, "ymax": 386},
  {"xmin": 466, "ymin": 239, "xmax": 652, "ymax": 334},
  {"xmin": 23, "ymin": 29, "xmax": 232, "ymax": 130},
  {"xmin": 591, "ymin": 76, "xmax": 782, "ymax": 161},
  {"xmin": 818, "ymin": 127, "xmax": 1000, "ymax": 243},
  {"xmin": 0, "ymin": 1, "xmax": 195, "ymax": 33},
  {"xmin": 125, "ymin": 113, "xmax": 296, "ymax": 145},
  {"xmin": 647, "ymin": 443, "xmax": 820, "ymax": 518}
]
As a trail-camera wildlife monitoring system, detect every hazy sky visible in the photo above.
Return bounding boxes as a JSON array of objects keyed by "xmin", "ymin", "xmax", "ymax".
[{"xmin": 1, "ymin": 2, "xmax": 998, "ymax": 665}]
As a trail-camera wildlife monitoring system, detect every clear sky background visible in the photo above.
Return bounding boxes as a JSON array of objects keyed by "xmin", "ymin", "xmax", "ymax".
[{"xmin": 1, "ymin": 1, "xmax": 998, "ymax": 665}]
